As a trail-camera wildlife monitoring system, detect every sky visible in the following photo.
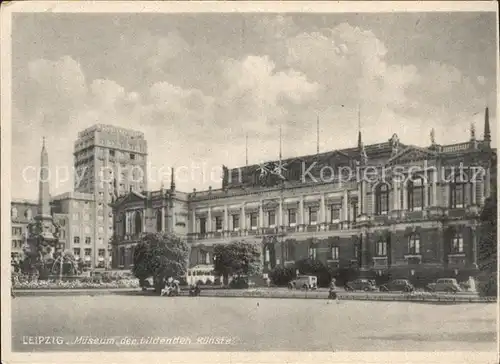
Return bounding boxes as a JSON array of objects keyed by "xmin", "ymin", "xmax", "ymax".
[{"xmin": 10, "ymin": 11, "xmax": 497, "ymax": 199}]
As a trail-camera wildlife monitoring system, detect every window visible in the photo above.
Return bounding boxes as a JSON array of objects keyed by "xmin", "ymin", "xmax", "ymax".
[
  {"xmin": 215, "ymin": 216, "xmax": 223, "ymax": 231},
  {"xmin": 376, "ymin": 240, "xmax": 387, "ymax": 256},
  {"xmin": 98, "ymin": 249, "xmax": 105, "ymax": 257},
  {"xmin": 288, "ymin": 209, "xmax": 296, "ymax": 225},
  {"xmin": 331, "ymin": 246, "xmax": 340, "ymax": 260},
  {"xmin": 408, "ymin": 177, "xmax": 424, "ymax": 211},
  {"xmin": 84, "ymin": 248, "xmax": 91, "ymax": 256},
  {"xmin": 268, "ymin": 210, "xmax": 276, "ymax": 226},
  {"xmin": 74, "ymin": 248, "xmax": 81, "ymax": 257},
  {"xmin": 330, "ymin": 205, "xmax": 341, "ymax": 222},
  {"xmin": 156, "ymin": 210, "xmax": 162, "ymax": 232},
  {"xmin": 134, "ymin": 211, "xmax": 142, "ymax": 234},
  {"xmin": 130, "ymin": 153, "xmax": 135, "ymax": 160},
  {"xmin": 308, "ymin": 245, "xmax": 317, "ymax": 260},
  {"xmin": 250, "ymin": 213, "xmax": 258, "ymax": 229},
  {"xmin": 199, "ymin": 217, "xmax": 206, "ymax": 234},
  {"xmin": 85, "ymin": 237, "xmax": 91, "ymax": 245},
  {"xmin": 451, "ymin": 233, "xmax": 464, "ymax": 253},
  {"xmin": 232, "ymin": 215, "xmax": 239, "ymax": 230},
  {"xmin": 73, "ymin": 213, "xmax": 79, "ymax": 221},
  {"xmin": 375, "ymin": 183, "xmax": 389, "ymax": 215},
  {"xmin": 74, "ymin": 236, "xmax": 80, "ymax": 244},
  {"xmin": 309, "ymin": 208, "xmax": 318, "ymax": 224},
  {"xmin": 11, "ymin": 207, "xmax": 18, "ymax": 218},
  {"xmin": 109, "ymin": 150, "xmax": 115, "ymax": 157},
  {"xmin": 408, "ymin": 234, "xmax": 421, "ymax": 255},
  {"xmin": 450, "ymin": 174, "xmax": 466, "ymax": 208},
  {"xmin": 264, "ymin": 246, "xmax": 270, "ymax": 263}
]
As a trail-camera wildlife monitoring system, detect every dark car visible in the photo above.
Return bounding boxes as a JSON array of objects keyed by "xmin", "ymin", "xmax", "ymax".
[
  {"xmin": 344, "ymin": 279, "xmax": 378, "ymax": 292},
  {"xmin": 380, "ymin": 279, "xmax": 414, "ymax": 292}
]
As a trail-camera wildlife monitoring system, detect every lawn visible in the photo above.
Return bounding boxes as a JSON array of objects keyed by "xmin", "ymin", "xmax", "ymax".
[{"xmin": 11, "ymin": 295, "xmax": 496, "ymax": 351}]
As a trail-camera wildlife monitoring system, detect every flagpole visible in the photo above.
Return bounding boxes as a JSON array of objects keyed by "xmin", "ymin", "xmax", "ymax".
[
  {"xmin": 245, "ymin": 133, "xmax": 248, "ymax": 166},
  {"xmin": 317, "ymin": 114, "xmax": 320, "ymax": 154}
]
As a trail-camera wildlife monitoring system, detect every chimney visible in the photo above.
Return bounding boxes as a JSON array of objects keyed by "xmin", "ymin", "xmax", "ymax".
[{"xmin": 484, "ymin": 106, "xmax": 491, "ymax": 144}]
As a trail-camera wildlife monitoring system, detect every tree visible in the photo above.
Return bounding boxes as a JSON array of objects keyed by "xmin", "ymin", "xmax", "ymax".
[
  {"xmin": 269, "ymin": 266, "xmax": 296, "ymax": 286},
  {"xmin": 477, "ymin": 184, "xmax": 497, "ymax": 296},
  {"xmin": 213, "ymin": 241, "xmax": 261, "ymax": 284},
  {"xmin": 132, "ymin": 232, "xmax": 189, "ymax": 294}
]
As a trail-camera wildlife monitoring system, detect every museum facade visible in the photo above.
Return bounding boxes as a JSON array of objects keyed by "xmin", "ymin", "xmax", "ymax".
[{"xmin": 110, "ymin": 108, "xmax": 496, "ymax": 281}]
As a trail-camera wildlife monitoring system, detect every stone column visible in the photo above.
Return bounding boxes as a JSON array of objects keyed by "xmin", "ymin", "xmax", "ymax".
[
  {"xmin": 207, "ymin": 207, "xmax": 212, "ymax": 232},
  {"xmin": 343, "ymin": 190, "xmax": 349, "ymax": 221},
  {"xmin": 279, "ymin": 199, "xmax": 283, "ymax": 228},
  {"xmin": 471, "ymin": 226, "xmax": 478, "ymax": 268},
  {"xmin": 191, "ymin": 209, "xmax": 196, "ymax": 233},
  {"xmin": 485, "ymin": 167, "xmax": 491, "ymax": 199},
  {"xmin": 142, "ymin": 209, "xmax": 146, "ymax": 233},
  {"xmin": 320, "ymin": 194, "xmax": 326, "ymax": 224},
  {"xmin": 161, "ymin": 206, "xmax": 165, "ymax": 231},
  {"xmin": 360, "ymin": 181, "xmax": 365, "ymax": 214},
  {"xmin": 259, "ymin": 201, "xmax": 264, "ymax": 228},
  {"xmin": 393, "ymin": 181, "xmax": 399, "ymax": 210},
  {"xmin": 471, "ymin": 180, "xmax": 476, "ymax": 205},
  {"xmin": 240, "ymin": 203, "xmax": 246, "ymax": 230},
  {"xmin": 299, "ymin": 196, "xmax": 305, "ymax": 225},
  {"xmin": 402, "ymin": 183, "xmax": 408, "ymax": 210},
  {"xmin": 224, "ymin": 205, "xmax": 229, "ymax": 231},
  {"xmin": 371, "ymin": 184, "xmax": 376, "ymax": 215},
  {"xmin": 423, "ymin": 171, "xmax": 428, "ymax": 208},
  {"xmin": 432, "ymin": 170, "xmax": 437, "ymax": 206}
]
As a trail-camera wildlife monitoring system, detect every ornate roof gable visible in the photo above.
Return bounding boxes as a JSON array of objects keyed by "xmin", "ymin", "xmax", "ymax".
[
  {"xmin": 111, "ymin": 190, "xmax": 146, "ymax": 207},
  {"xmin": 386, "ymin": 145, "xmax": 438, "ymax": 166}
]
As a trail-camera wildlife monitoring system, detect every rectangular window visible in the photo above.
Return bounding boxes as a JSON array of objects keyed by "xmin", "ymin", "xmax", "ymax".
[
  {"xmin": 250, "ymin": 213, "xmax": 258, "ymax": 229},
  {"xmin": 109, "ymin": 150, "xmax": 115, "ymax": 157},
  {"xmin": 377, "ymin": 241, "xmax": 387, "ymax": 256},
  {"xmin": 74, "ymin": 236, "xmax": 80, "ymax": 244},
  {"xmin": 74, "ymin": 248, "xmax": 81, "ymax": 256},
  {"xmin": 408, "ymin": 235, "xmax": 421, "ymax": 255},
  {"xmin": 452, "ymin": 234, "xmax": 464, "ymax": 253},
  {"xmin": 308, "ymin": 246, "xmax": 317, "ymax": 260},
  {"xmin": 199, "ymin": 218, "xmax": 206, "ymax": 234},
  {"xmin": 268, "ymin": 210, "xmax": 276, "ymax": 226},
  {"xmin": 84, "ymin": 248, "xmax": 91, "ymax": 256},
  {"xmin": 130, "ymin": 153, "xmax": 135, "ymax": 160},
  {"xmin": 98, "ymin": 249, "xmax": 105, "ymax": 257},
  {"xmin": 309, "ymin": 208, "xmax": 318, "ymax": 224},
  {"xmin": 85, "ymin": 237, "xmax": 91, "ymax": 245},
  {"xmin": 215, "ymin": 216, "xmax": 223, "ymax": 231},
  {"xmin": 331, "ymin": 246, "xmax": 340, "ymax": 260},
  {"xmin": 330, "ymin": 205, "xmax": 341, "ymax": 222},
  {"xmin": 232, "ymin": 215, "xmax": 239, "ymax": 230},
  {"xmin": 288, "ymin": 209, "xmax": 296, "ymax": 225}
]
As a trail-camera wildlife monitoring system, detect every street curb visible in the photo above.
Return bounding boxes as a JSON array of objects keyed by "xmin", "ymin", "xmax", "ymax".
[{"xmin": 12, "ymin": 289, "xmax": 497, "ymax": 303}]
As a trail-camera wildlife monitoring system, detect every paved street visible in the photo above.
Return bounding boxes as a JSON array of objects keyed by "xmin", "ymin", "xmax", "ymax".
[{"xmin": 12, "ymin": 295, "xmax": 496, "ymax": 352}]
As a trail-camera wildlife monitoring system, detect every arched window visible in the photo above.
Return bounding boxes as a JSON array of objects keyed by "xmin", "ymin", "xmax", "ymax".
[
  {"xmin": 120, "ymin": 247, "xmax": 125, "ymax": 266},
  {"xmin": 375, "ymin": 183, "xmax": 389, "ymax": 215},
  {"xmin": 408, "ymin": 176, "xmax": 424, "ymax": 211},
  {"xmin": 408, "ymin": 233, "xmax": 420, "ymax": 255},
  {"xmin": 25, "ymin": 209, "xmax": 32, "ymax": 220},
  {"xmin": 134, "ymin": 211, "xmax": 142, "ymax": 235},
  {"xmin": 450, "ymin": 173, "xmax": 467, "ymax": 208},
  {"xmin": 156, "ymin": 210, "xmax": 162, "ymax": 232},
  {"xmin": 451, "ymin": 232, "xmax": 464, "ymax": 254},
  {"xmin": 11, "ymin": 207, "xmax": 18, "ymax": 218}
]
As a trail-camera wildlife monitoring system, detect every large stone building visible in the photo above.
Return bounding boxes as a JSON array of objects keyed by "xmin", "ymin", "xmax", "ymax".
[
  {"xmin": 11, "ymin": 199, "xmax": 38, "ymax": 259},
  {"xmin": 112, "ymin": 109, "xmax": 495, "ymax": 281},
  {"xmin": 73, "ymin": 124, "xmax": 148, "ymax": 267}
]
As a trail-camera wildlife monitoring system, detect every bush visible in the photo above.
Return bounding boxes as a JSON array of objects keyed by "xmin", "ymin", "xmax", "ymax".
[
  {"xmin": 196, "ymin": 280, "xmax": 205, "ymax": 286},
  {"xmin": 229, "ymin": 276, "xmax": 249, "ymax": 289},
  {"xmin": 269, "ymin": 266, "xmax": 296, "ymax": 286},
  {"xmin": 205, "ymin": 279, "xmax": 213, "ymax": 285}
]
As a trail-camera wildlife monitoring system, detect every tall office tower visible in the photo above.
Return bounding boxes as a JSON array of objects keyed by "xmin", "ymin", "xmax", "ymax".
[{"xmin": 74, "ymin": 124, "xmax": 148, "ymax": 268}]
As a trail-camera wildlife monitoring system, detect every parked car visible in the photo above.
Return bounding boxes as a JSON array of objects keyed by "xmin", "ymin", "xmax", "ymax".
[
  {"xmin": 288, "ymin": 275, "xmax": 318, "ymax": 290},
  {"xmin": 379, "ymin": 279, "xmax": 414, "ymax": 292},
  {"xmin": 426, "ymin": 278, "xmax": 461, "ymax": 293},
  {"xmin": 344, "ymin": 279, "xmax": 377, "ymax": 292}
]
